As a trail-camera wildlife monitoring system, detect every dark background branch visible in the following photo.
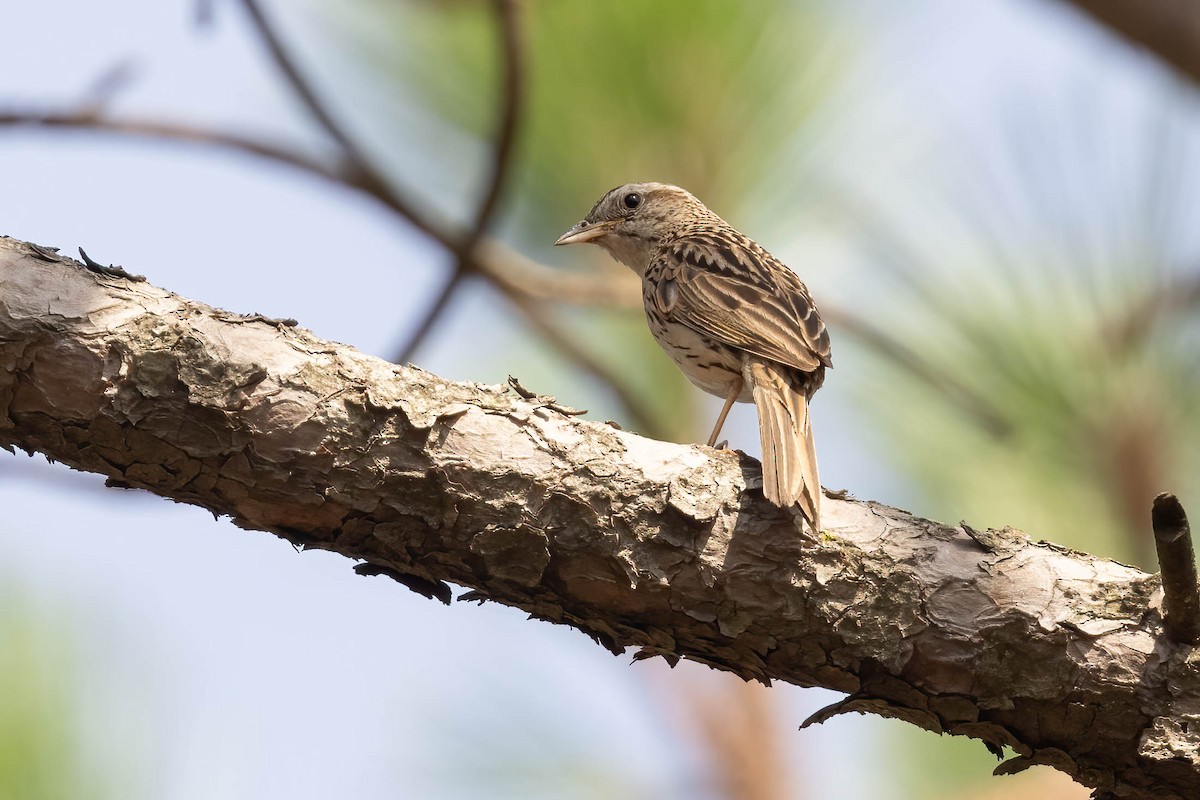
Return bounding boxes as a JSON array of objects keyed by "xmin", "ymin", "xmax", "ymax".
[
  {"xmin": 1054, "ymin": 0, "xmax": 1200, "ymax": 84},
  {"xmin": 395, "ymin": 0, "xmax": 526, "ymax": 363}
]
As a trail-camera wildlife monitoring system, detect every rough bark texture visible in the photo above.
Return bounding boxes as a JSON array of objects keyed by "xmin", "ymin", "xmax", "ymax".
[{"xmin": 1, "ymin": 235, "xmax": 1198, "ymax": 797}]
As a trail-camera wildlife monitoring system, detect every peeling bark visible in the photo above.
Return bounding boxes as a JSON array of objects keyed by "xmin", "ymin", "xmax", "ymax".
[{"xmin": 1, "ymin": 235, "xmax": 1197, "ymax": 798}]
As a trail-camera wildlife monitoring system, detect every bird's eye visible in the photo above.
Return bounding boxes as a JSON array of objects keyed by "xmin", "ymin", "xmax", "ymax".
[{"xmin": 623, "ymin": 192, "xmax": 642, "ymax": 210}]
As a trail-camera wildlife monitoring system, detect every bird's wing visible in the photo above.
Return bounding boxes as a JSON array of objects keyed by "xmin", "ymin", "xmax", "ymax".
[{"xmin": 649, "ymin": 231, "xmax": 831, "ymax": 373}]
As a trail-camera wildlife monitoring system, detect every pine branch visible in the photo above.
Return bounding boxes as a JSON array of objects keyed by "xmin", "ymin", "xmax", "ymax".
[{"xmin": 0, "ymin": 235, "xmax": 1196, "ymax": 799}]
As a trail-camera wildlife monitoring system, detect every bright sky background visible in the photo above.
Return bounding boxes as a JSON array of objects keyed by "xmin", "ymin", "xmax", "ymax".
[{"xmin": 2, "ymin": 1, "xmax": 1198, "ymax": 798}]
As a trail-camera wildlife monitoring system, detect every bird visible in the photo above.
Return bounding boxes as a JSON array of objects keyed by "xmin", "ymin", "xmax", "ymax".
[{"xmin": 555, "ymin": 182, "xmax": 830, "ymax": 532}]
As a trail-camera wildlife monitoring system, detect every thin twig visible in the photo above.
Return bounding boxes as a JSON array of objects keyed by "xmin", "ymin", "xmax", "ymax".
[
  {"xmin": 0, "ymin": 108, "xmax": 638, "ymax": 311},
  {"xmin": 398, "ymin": 0, "xmax": 527, "ymax": 362},
  {"xmin": 1151, "ymin": 492, "xmax": 1200, "ymax": 645},
  {"xmin": 0, "ymin": 107, "xmax": 460, "ymax": 251},
  {"xmin": 823, "ymin": 186, "xmax": 1015, "ymax": 438},
  {"xmin": 462, "ymin": 0, "xmax": 524, "ymax": 252},
  {"xmin": 236, "ymin": 0, "xmax": 448, "ymax": 246},
  {"xmin": 394, "ymin": 270, "xmax": 467, "ymax": 364},
  {"xmin": 195, "ymin": 0, "xmax": 216, "ymax": 29},
  {"xmin": 0, "ymin": 110, "xmax": 352, "ymax": 184},
  {"xmin": 478, "ymin": 241, "xmax": 641, "ymax": 308},
  {"xmin": 503, "ymin": 290, "xmax": 663, "ymax": 436},
  {"xmin": 1108, "ymin": 273, "xmax": 1200, "ymax": 351},
  {"xmin": 237, "ymin": 0, "xmax": 363, "ymax": 160},
  {"xmin": 78, "ymin": 60, "xmax": 140, "ymax": 116},
  {"xmin": 819, "ymin": 304, "xmax": 1014, "ymax": 438}
]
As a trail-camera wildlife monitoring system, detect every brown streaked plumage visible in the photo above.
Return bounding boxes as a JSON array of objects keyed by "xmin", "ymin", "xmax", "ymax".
[{"xmin": 555, "ymin": 182, "xmax": 830, "ymax": 530}]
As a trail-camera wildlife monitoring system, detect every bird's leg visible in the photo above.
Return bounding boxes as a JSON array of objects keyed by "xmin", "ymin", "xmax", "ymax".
[{"xmin": 707, "ymin": 377, "xmax": 743, "ymax": 448}]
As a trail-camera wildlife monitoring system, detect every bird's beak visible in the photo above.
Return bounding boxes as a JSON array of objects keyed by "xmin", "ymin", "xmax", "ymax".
[{"xmin": 554, "ymin": 220, "xmax": 614, "ymax": 246}]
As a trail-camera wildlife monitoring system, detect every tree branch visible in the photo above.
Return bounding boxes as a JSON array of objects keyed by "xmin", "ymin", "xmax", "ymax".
[
  {"xmin": 1053, "ymin": 0, "xmax": 1200, "ymax": 85},
  {"xmin": 393, "ymin": 269, "xmax": 467, "ymax": 365},
  {"xmin": 0, "ymin": 110, "xmax": 358, "ymax": 189},
  {"xmin": 235, "ymin": 0, "xmax": 454, "ymax": 247},
  {"xmin": 1152, "ymin": 492, "xmax": 1200, "ymax": 644},
  {"xmin": 476, "ymin": 241, "xmax": 641, "ymax": 308},
  {"xmin": 463, "ymin": 0, "xmax": 525, "ymax": 250},
  {"xmin": 499, "ymin": 287, "xmax": 664, "ymax": 437},
  {"xmin": 392, "ymin": 0, "xmax": 526, "ymax": 363},
  {"xmin": 0, "ymin": 235, "xmax": 1197, "ymax": 798}
]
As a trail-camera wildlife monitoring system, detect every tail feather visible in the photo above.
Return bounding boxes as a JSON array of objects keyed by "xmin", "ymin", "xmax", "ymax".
[{"xmin": 744, "ymin": 359, "xmax": 821, "ymax": 532}]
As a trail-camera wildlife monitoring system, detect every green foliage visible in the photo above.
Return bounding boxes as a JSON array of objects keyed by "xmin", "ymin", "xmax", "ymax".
[
  {"xmin": 0, "ymin": 589, "xmax": 125, "ymax": 800},
  {"xmin": 377, "ymin": 0, "xmax": 839, "ymax": 223},
  {"xmin": 844, "ymin": 97, "xmax": 1200, "ymax": 568}
]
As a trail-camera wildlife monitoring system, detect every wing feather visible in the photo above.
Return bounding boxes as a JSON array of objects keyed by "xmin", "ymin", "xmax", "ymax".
[{"xmin": 652, "ymin": 231, "xmax": 831, "ymax": 373}]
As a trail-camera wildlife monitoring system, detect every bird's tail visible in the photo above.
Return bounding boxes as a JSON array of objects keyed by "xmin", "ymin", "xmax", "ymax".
[{"xmin": 745, "ymin": 359, "xmax": 821, "ymax": 532}]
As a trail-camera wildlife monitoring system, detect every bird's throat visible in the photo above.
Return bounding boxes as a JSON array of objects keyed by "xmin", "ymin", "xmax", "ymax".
[{"xmin": 599, "ymin": 235, "xmax": 656, "ymax": 276}]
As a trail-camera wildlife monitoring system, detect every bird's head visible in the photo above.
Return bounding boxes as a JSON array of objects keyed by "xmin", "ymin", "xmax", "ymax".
[{"xmin": 555, "ymin": 182, "xmax": 710, "ymax": 272}]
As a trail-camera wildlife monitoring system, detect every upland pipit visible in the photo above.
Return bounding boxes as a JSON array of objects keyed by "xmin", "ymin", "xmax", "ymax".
[{"xmin": 556, "ymin": 182, "xmax": 830, "ymax": 531}]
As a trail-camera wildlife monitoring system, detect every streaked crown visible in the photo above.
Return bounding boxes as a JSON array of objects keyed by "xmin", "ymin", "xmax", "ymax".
[{"xmin": 555, "ymin": 182, "xmax": 718, "ymax": 272}]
